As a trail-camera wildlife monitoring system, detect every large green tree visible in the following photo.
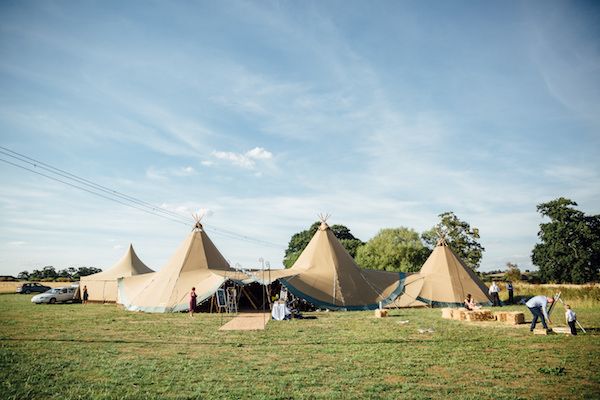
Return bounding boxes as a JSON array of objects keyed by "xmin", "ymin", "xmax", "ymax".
[
  {"xmin": 283, "ymin": 221, "xmax": 364, "ymax": 268},
  {"xmin": 356, "ymin": 227, "xmax": 431, "ymax": 272},
  {"xmin": 531, "ymin": 198, "xmax": 600, "ymax": 283},
  {"xmin": 422, "ymin": 211, "xmax": 485, "ymax": 270}
]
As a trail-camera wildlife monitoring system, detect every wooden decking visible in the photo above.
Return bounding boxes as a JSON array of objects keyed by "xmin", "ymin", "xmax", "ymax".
[{"xmin": 218, "ymin": 312, "xmax": 270, "ymax": 331}]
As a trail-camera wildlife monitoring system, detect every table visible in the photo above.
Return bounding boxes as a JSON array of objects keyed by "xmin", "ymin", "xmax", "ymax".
[{"xmin": 271, "ymin": 302, "xmax": 291, "ymax": 320}]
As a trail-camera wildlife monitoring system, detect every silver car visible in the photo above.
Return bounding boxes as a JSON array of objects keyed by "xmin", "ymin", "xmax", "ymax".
[{"xmin": 31, "ymin": 287, "xmax": 77, "ymax": 304}]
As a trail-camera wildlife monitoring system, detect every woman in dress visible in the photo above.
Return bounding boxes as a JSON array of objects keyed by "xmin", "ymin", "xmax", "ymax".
[
  {"xmin": 189, "ymin": 287, "xmax": 197, "ymax": 316},
  {"xmin": 464, "ymin": 293, "xmax": 477, "ymax": 310},
  {"xmin": 82, "ymin": 285, "xmax": 89, "ymax": 305}
]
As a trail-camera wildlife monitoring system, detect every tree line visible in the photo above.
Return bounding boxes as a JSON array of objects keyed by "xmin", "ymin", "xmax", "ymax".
[
  {"xmin": 17, "ymin": 266, "xmax": 102, "ymax": 281},
  {"xmin": 284, "ymin": 197, "xmax": 600, "ymax": 284}
]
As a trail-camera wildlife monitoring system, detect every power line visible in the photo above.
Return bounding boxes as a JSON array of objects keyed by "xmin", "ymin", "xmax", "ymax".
[
  {"xmin": 0, "ymin": 147, "xmax": 285, "ymax": 249},
  {"xmin": 0, "ymin": 146, "xmax": 190, "ymax": 223},
  {"xmin": 0, "ymin": 157, "xmax": 190, "ymax": 227}
]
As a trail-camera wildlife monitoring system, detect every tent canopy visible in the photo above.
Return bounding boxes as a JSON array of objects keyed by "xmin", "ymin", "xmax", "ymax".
[
  {"xmin": 80, "ymin": 244, "xmax": 153, "ymax": 302},
  {"xmin": 118, "ymin": 222, "xmax": 243, "ymax": 313},
  {"xmin": 410, "ymin": 239, "xmax": 491, "ymax": 307},
  {"xmin": 276, "ymin": 220, "xmax": 405, "ymax": 310}
]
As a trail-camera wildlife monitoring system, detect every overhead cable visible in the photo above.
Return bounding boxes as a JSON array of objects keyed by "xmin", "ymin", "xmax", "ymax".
[{"xmin": 0, "ymin": 147, "xmax": 284, "ymax": 249}]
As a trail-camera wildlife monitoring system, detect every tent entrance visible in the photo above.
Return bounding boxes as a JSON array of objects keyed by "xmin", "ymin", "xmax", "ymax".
[{"xmin": 232, "ymin": 281, "xmax": 272, "ymax": 311}]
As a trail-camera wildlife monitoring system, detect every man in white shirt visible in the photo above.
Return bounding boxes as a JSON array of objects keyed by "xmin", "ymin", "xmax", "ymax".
[
  {"xmin": 488, "ymin": 281, "xmax": 501, "ymax": 307},
  {"xmin": 525, "ymin": 295, "xmax": 554, "ymax": 332}
]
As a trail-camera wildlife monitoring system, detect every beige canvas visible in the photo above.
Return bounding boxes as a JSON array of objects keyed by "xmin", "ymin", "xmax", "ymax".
[
  {"xmin": 118, "ymin": 224, "xmax": 244, "ymax": 313},
  {"xmin": 279, "ymin": 221, "xmax": 405, "ymax": 310},
  {"xmin": 412, "ymin": 240, "xmax": 491, "ymax": 307},
  {"xmin": 388, "ymin": 273, "xmax": 428, "ymax": 308},
  {"xmin": 80, "ymin": 244, "xmax": 153, "ymax": 302}
]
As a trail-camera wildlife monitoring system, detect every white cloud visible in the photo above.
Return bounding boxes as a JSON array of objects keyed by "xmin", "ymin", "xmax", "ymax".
[
  {"xmin": 177, "ymin": 166, "xmax": 196, "ymax": 176},
  {"xmin": 246, "ymin": 147, "xmax": 273, "ymax": 160},
  {"xmin": 212, "ymin": 147, "xmax": 274, "ymax": 169},
  {"xmin": 201, "ymin": 160, "xmax": 214, "ymax": 167},
  {"xmin": 145, "ymin": 166, "xmax": 197, "ymax": 180}
]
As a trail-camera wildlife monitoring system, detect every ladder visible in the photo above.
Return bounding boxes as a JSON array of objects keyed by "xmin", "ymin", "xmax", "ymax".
[{"xmin": 226, "ymin": 287, "xmax": 238, "ymax": 314}]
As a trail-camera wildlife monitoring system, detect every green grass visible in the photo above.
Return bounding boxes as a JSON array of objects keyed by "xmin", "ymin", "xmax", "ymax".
[{"xmin": 1, "ymin": 295, "xmax": 599, "ymax": 399}]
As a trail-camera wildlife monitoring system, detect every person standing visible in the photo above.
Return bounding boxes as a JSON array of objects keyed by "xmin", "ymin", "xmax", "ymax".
[
  {"xmin": 82, "ymin": 285, "xmax": 89, "ymax": 305},
  {"xmin": 564, "ymin": 304, "xmax": 577, "ymax": 336},
  {"xmin": 489, "ymin": 281, "xmax": 501, "ymax": 307},
  {"xmin": 525, "ymin": 295, "xmax": 554, "ymax": 332},
  {"xmin": 507, "ymin": 281, "xmax": 514, "ymax": 304},
  {"xmin": 189, "ymin": 287, "xmax": 197, "ymax": 317}
]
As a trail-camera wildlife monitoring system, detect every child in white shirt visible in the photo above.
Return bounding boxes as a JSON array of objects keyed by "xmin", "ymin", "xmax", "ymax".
[{"xmin": 564, "ymin": 304, "xmax": 577, "ymax": 336}]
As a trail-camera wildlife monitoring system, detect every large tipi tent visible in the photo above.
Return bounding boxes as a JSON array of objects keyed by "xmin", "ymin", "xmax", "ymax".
[
  {"xmin": 80, "ymin": 244, "xmax": 153, "ymax": 303},
  {"xmin": 267, "ymin": 220, "xmax": 406, "ymax": 310},
  {"xmin": 403, "ymin": 238, "xmax": 491, "ymax": 307},
  {"xmin": 118, "ymin": 220, "xmax": 246, "ymax": 313}
]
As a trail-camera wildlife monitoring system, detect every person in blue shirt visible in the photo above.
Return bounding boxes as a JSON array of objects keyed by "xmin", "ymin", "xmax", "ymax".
[{"xmin": 525, "ymin": 295, "xmax": 554, "ymax": 332}]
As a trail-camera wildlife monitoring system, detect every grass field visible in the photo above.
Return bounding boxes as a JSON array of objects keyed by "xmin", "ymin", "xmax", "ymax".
[{"xmin": 1, "ymin": 293, "xmax": 599, "ymax": 399}]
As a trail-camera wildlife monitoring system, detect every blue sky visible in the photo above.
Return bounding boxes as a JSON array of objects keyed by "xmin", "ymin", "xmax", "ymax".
[{"xmin": 1, "ymin": 1, "xmax": 599, "ymax": 275}]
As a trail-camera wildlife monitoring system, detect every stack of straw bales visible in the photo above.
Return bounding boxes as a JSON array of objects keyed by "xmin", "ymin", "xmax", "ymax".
[
  {"xmin": 441, "ymin": 308, "xmax": 468, "ymax": 320},
  {"xmin": 494, "ymin": 311, "xmax": 525, "ymax": 325},
  {"xmin": 465, "ymin": 309, "xmax": 495, "ymax": 321}
]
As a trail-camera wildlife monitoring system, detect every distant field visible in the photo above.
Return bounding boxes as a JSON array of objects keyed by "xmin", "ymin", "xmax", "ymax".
[
  {"xmin": 0, "ymin": 281, "xmax": 74, "ymax": 293},
  {"xmin": 504, "ymin": 282, "xmax": 600, "ymax": 308},
  {"xmin": 1, "ymin": 294, "xmax": 599, "ymax": 399}
]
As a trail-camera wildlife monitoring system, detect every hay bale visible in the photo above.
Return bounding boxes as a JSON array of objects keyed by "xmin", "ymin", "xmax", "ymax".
[
  {"xmin": 466, "ymin": 309, "xmax": 495, "ymax": 322},
  {"xmin": 441, "ymin": 308, "xmax": 453, "ymax": 319},
  {"xmin": 452, "ymin": 308, "xmax": 468, "ymax": 321},
  {"xmin": 374, "ymin": 309, "xmax": 388, "ymax": 318},
  {"xmin": 505, "ymin": 312, "xmax": 524, "ymax": 325},
  {"xmin": 494, "ymin": 312, "xmax": 508, "ymax": 322},
  {"xmin": 552, "ymin": 327, "xmax": 571, "ymax": 334},
  {"xmin": 533, "ymin": 328, "xmax": 555, "ymax": 335}
]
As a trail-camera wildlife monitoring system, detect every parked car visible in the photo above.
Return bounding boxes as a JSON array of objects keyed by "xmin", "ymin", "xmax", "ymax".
[
  {"xmin": 31, "ymin": 287, "xmax": 78, "ymax": 304},
  {"xmin": 16, "ymin": 282, "xmax": 51, "ymax": 294}
]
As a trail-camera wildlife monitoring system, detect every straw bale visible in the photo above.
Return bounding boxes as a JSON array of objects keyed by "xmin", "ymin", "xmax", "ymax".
[
  {"xmin": 452, "ymin": 308, "xmax": 468, "ymax": 321},
  {"xmin": 494, "ymin": 312, "xmax": 508, "ymax": 322},
  {"xmin": 374, "ymin": 309, "xmax": 388, "ymax": 318},
  {"xmin": 441, "ymin": 308, "xmax": 453, "ymax": 319},
  {"xmin": 505, "ymin": 312, "xmax": 524, "ymax": 325},
  {"xmin": 465, "ymin": 309, "xmax": 495, "ymax": 322}
]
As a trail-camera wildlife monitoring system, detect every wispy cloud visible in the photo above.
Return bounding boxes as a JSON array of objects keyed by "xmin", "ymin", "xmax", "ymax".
[
  {"xmin": 212, "ymin": 147, "xmax": 273, "ymax": 169},
  {"xmin": 145, "ymin": 166, "xmax": 197, "ymax": 180}
]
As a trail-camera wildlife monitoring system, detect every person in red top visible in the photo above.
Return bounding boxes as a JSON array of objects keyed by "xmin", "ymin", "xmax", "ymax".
[{"xmin": 189, "ymin": 287, "xmax": 197, "ymax": 316}]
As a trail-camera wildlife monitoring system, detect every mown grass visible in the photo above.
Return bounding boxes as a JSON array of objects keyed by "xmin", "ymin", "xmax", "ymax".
[{"xmin": 1, "ymin": 294, "xmax": 599, "ymax": 399}]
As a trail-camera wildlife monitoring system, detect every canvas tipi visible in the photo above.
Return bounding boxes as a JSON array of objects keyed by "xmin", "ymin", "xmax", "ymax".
[
  {"xmin": 270, "ymin": 219, "xmax": 406, "ymax": 310},
  {"xmin": 407, "ymin": 238, "xmax": 491, "ymax": 307},
  {"xmin": 118, "ymin": 218, "xmax": 246, "ymax": 312},
  {"xmin": 79, "ymin": 244, "xmax": 153, "ymax": 303}
]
